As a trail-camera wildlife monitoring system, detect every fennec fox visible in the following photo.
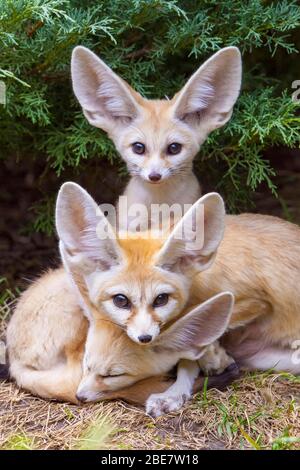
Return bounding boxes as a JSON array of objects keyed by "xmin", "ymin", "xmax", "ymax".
[
  {"xmin": 71, "ymin": 45, "xmax": 241, "ymax": 227},
  {"xmin": 6, "ymin": 264, "xmax": 234, "ymax": 406},
  {"xmin": 55, "ymin": 182, "xmax": 226, "ymax": 345}
]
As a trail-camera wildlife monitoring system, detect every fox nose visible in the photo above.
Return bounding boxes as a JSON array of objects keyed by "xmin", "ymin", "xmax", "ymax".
[
  {"xmin": 148, "ymin": 172, "xmax": 162, "ymax": 182},
  {"xmin": 76, "ymin": 393, "xmax": 87, "ymax": 403},
  {"xmin": 138, "ymin": 334, "xmax": 153, "ymax": 344}
]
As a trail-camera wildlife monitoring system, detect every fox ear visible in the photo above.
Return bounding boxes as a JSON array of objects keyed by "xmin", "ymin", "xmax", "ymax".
[
  {"xmin": 155, "ymin": 292, "xmax": 234, "ymax": 359},
  {"xmin": 71, "ymin": 46, "xmax": 141, "ymax": 132},
  {"xmin": 172, "ymin": 47, "xmax": 241, "ymax": 136},
  {"xmin": 156, "ymin": 192, "xmax": 225, "ymax": 272},
  {"xmin": 56, "ymin": 182, "xmax": 122, "ymax": 274}
]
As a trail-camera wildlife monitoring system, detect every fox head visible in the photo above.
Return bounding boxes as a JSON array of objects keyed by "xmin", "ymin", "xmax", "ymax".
[
  {"xmin": 76, "ymin": 292, "xmax": 234, "ymax": 403},
  {"xmin": 56, "ymin": 182, "xmax": 225, "ymax": 344},
  {"xmin": 71, "ymin": 46, "xmax": 242, "ymax": 184}
]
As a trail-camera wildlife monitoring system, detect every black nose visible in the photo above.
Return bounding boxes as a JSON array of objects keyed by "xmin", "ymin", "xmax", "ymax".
[
  {"xmin": 138, "ymin": 334, "xmax": 153, "ymax": 344},
  {"xmin": 148, "ymin": 172, "xmax": 161, "ymax": 182},
  {"xmin": 76, "ymin": 393, "xmax": 87, "ymax": 403}
]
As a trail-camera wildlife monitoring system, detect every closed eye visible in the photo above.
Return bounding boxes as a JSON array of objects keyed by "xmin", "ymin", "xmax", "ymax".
[{"xmin": 99, "ymin": 373, "xmax": 126, "ymax": 378}]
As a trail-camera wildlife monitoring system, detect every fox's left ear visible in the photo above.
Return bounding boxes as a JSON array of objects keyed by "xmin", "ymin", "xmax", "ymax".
[
  {"xmin": 156, "ymin": 192, "xmax": 225, "ymax": 272},
  {"xmin": 56, "ymin": 182, "xmax": 122, "ymax": 274},
  {"xmin": 154, "ymin": 292, "xmax": 234, "ymax": 359},
  {"xmin": 171, "ymin": 47, "xmax": 242, "ymax": 136}
]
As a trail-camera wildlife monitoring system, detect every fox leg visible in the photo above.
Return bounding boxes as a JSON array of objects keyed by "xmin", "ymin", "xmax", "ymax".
[
  {"xmin": 10, "ymin": 360, "xmax": 82, "ymax": 404},
  {"xmin": 197, "ymin": 340, "xmax": 235, "ymax": 375},
  {"xmin": 146, "ymin": 359, "xmax": 199, "ymax": 418}
]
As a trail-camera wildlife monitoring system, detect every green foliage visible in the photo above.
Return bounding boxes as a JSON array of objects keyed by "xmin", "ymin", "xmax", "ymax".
[
  {"xmin": 76, "ymin": 413, "xmax": 115, "ymax": 450},
  {"xmin": 271, "ymin": 426, "xmax": 300, "ymax": 450},
  {"xmin": 0, "ymin": 277, "xmax": 20, "ymax": 321},
  {"xmin": 2, "ymin": 432, "xmax": 36, "ymax": 450},
  {"xmin": 0, "ymin": 0, "xmax": 300, "ymax": 228}
]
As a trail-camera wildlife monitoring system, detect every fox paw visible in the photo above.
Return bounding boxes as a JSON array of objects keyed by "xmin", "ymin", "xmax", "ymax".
[
  {"xmin": 198, "ymin": 342, "xmax": 235, "ymax": 376},
  {"xmin": 146, "ymin": 392, "xmax": 188, "ymax": 418}
]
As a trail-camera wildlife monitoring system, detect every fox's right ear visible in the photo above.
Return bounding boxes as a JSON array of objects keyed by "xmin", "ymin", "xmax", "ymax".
[
  {"xmin": 71, "ymin": 46, "xmax": 141, "ymax": 133},
  {"xmin": 56, "ymin": 182, "xmax": 122, "ymax": 274},
  {"xmin": 156, "ymin": 192, "xmax": 225, "ymax": 273}
]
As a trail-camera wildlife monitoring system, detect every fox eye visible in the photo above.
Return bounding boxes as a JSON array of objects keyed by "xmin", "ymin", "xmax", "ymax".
[
  {"xmin": 167, "ymin": 143, "xmax": 182, "ymax": 155},
  {"xmin": 132, "ymin": 142, "xmax": 145, "ymax": 155},
  {"xmin": 153, "ymin": 293, "xmax": 169, "ymax": 308},
  {"xmin": 113, "ymin": 294, "xmax": 131, "ymax": 309},
  {"xmin": 98, "ymin": 373, "xmax": 126, "ymax": 379}
]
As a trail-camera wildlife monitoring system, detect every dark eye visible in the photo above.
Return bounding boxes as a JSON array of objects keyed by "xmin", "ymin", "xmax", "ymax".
[
  {"xmin": 113, "ymin": 294, "xmax": 131, "ymax": 309},
  {"xmin": 153, "ymin": 293, "xmax": 169, "ymax": 308},
  {"xmin": 167, "ymin": 143, "xmax": 182, "ymax": 155},
  {"xmin": 132, "ymin": 142, "xmax": 146, "ymax": 155}
]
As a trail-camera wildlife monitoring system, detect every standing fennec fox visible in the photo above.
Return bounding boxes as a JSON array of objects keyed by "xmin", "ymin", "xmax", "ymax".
[{"xmin": 71, "ymin": 45, "xmax": 242, "ymax": 227}]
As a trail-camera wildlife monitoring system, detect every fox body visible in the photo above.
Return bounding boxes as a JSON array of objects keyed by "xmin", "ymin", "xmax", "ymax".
[
  {"xmin": 71, "ymin": 45, "xmax": 242, "ymax": 228},
  {"xmin": 148, "ymin": 212, "xmax": 300, "ymax": 416},
  {"xmin": 193, "ymin": 213, "xmax": 300, "ymax": 356}
]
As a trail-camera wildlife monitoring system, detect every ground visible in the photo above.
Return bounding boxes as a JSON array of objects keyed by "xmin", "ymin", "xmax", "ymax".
[
  {"xmin": 0, "ymin": 371, "xmax": 299, "ymax": 450},
  {"xmin": 0, "ymin": 150, "xmax": 300, "ymax": 450}
]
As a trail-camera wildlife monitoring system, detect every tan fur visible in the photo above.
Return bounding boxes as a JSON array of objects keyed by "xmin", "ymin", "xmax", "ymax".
[
  {"xmin": 190, "ymin": 214, "xmax": 300, "ymax": 347},
  {"xmin": 7, "ymin": 267, "xmax": 232, "ymax": 404},
  {"xmin": 7, "ymin": 269, "xmax": 87, "ymax": 403}
]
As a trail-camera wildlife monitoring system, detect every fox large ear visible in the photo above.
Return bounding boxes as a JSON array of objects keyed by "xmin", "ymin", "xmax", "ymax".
[
  {"xmin": 71, "ymin": 46, "xmax": 141, "ymax": 132},
  {"xmin": 56, "ymin": 182, "xmax": 122, "ymax": 274},
  {"xmin": 156, "ymin": 192, "xmax": 225, "ymax": 272},
  {"xmin": 155, "ymin": 292, "xmax": 234, "ymax": 359},
  {"xmin": 172, "ymin": 47, "xmax": 241, "ymax": 136}
]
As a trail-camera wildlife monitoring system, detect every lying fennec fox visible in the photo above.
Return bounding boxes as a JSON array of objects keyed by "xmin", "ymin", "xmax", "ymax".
[
  {"xmin": 51, "ymin": 182, "xmax": 300, "ymax": 415},
  {"xmin": 7, "ymin": 269, "xmax": 234, "ymax": 406},
  {"xmin": 71, "ymin": 45, "xmax": 242, "ymax": 227}
]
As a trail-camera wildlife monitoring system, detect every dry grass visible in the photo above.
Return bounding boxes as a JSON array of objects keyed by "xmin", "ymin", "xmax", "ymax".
[
  {"xmin": 1, "ymin": 310, "xmax": 299, "ymax": 450},
  {"xmin": 0, "ymin": 363, "xmax": 299, "ymax": 450},
  {"xmin": 0, "ymin": 297, "xmax": 300, "ymax": 451}
]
